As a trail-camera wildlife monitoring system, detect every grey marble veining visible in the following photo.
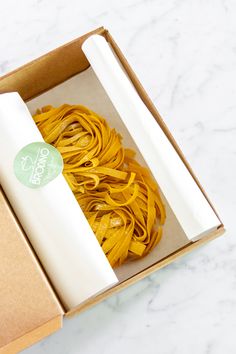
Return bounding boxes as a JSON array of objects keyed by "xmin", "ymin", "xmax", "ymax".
[{"xmin": 0, "ymin": 0, "xmax": 235, "ymax": 353}]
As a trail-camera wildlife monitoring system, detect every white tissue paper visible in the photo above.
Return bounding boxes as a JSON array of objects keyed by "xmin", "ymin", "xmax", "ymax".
[
  {"xmin": 82, "ymin": 34, "xmax": 221, "ymax": 241},
  {"xmin": 0, "ymin": 92, "xmax": 118, "ymax": 310}
]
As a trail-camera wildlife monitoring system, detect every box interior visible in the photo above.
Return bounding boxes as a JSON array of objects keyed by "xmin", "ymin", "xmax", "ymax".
[{"xmin": 27, "ymin": 66, "xmax": 190, "ymax": 284}]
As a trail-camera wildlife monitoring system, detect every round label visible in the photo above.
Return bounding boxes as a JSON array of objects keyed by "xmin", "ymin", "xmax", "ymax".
[{"xmin": 14, "ymin": 142, "xmax": 63, "ymax": 188}]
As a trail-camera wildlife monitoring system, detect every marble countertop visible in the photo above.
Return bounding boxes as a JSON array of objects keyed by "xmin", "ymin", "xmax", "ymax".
[{"xmin": 0, "ymin": 1, "xmax": 235, "ymax": 353}]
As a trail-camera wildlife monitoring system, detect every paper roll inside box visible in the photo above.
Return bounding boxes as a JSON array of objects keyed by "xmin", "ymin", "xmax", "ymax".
[
  {"xmin": 82, "ymin": 34, "xmax": 221, "ymax": 241},
  {"xmin": 0, "ymin": 92, "xmax": 118, "ymax": 310}
]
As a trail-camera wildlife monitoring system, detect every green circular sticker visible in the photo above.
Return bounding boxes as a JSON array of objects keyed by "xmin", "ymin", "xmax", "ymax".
[{"xmin": 14, "ymin": 142, "xmax": 63, "ymax": 189}]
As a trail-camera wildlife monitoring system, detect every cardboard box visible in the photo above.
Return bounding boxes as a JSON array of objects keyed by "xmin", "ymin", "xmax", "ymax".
[{"xmin": 0, "ymin": 27, "xmax": 225, "ymax": 352}]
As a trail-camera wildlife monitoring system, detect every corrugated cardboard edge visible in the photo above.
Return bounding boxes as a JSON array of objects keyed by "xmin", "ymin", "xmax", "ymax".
[{"xmin": 0, "ymin": 315, "xmax": 62, "ymax": 354}]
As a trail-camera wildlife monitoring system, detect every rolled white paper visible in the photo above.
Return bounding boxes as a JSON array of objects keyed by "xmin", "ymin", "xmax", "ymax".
[
  {"xmin": 0, "ymin": 92, "xmax": 118, "ymax": 310},
  {"xmin": 82, "ymin": 35, "xmax": 221, "ymax": 241}
]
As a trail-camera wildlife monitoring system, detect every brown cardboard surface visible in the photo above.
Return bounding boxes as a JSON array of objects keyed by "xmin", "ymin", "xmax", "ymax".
[{"xmin": 0, "ymin": 188, "xmax": 63, "ymax": 352}]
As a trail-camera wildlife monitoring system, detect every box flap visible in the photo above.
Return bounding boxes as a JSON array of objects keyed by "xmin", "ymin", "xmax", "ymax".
[{"xmin": 0, "ymin": 188, "xmax": 63, "ymax": 353}]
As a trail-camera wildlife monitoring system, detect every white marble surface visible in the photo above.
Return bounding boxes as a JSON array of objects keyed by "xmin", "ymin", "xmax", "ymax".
[{"xmin": 0, "ymin": 0, "xmax": 235, "ymax": 353}]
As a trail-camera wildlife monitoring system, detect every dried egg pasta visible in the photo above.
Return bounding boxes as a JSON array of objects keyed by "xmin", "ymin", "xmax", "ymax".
[{"xmin": 33, "ymin": 104, "xmax": 165, "ymax": 267}]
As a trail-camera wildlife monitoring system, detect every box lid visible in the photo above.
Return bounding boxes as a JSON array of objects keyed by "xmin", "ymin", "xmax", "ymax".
[{"xmin": 0, "ymin": 188, "xmax": 63, "ymax": 353}]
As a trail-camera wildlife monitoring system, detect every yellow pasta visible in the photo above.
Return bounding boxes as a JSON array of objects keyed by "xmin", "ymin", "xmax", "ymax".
[{"xmin": 33, "ymin": 104, "xmax": 166, "ymax": 267}]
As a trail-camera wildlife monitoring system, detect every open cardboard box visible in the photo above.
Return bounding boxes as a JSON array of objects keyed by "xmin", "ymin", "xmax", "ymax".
[{"xmin": 0, "ymin": 27, "xmax": 225, "ymax": 353}]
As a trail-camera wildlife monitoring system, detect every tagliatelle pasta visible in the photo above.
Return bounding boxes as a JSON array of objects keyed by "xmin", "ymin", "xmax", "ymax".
[{"xmin": 33, "ymin": 104, "xmax": 166, "ymax": 267}]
